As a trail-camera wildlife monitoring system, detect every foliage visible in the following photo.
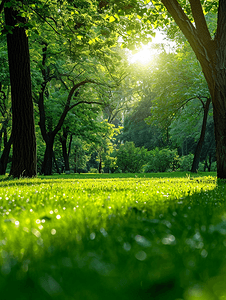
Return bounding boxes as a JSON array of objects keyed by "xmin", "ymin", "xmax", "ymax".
[
  {"xmin": 169, "ymin": 99, "xmax": 213, "ymax": 151},
  {"xmin": 144, "ymin": 147, "xmax": 179, "ymax": 173},
  {"xmin": 145, "ymin": 44, "xmax": 210, "ymax": 128},
  {"xmin": 71, "ymin": 137, "xmax": 90, "ymax": 173},
  {"xmin": 179, "ymin": 153, "xmax": 194, "ymax": 171},
  {"xmin": 121, "ymin": 95, "xmax": 166, "ymax": 150},
  {"xmin": 116, "ymin": 141, "xmax": 148, "ymax": 173},
  {"xmin": 0, "ymin": 0, "xmax": 221, "ymax": 177},
  {"xmin": 89, "ymin": 120, "xmax": 120, "ymax": 172}
]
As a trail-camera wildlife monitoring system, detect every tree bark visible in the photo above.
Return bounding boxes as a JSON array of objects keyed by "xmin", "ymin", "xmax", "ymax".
[
  {"xmin": 211, "ymin": 1, "xmax": 226, "ymax": 178},
  {"xmin": 52, "ymin": 151, "xmax": 61, "ymax": 174},
  {"xmin": 60, "ymin": 128, "xmax": 70, "ymax": 172},
  {"xmin": 4, "ymin": 6, "xmax": 37, "ymax": 178},
  {"xmin": 41, "ymin": 133, "xmax": 54, "ymax": 175},
  {"xmin": 191, "ymin": 97, "xmax": 211, "ymax": 173}
]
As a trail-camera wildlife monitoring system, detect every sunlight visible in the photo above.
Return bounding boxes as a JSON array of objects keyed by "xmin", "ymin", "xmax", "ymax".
[
  {"xmin": 128, "ymin": 31, "xmax": 175, "ymax": 65},
  {"xmin": 129, "ymin": 44, "xmax": 158, "ymax": 64}
]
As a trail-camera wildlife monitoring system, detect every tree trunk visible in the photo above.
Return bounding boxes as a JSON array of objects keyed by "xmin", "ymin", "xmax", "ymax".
[
  {"xmin": 0, "ymin": 120, "xmax": 9, "ymax": 152},
  {"xmin": 210, "ymin": 2, "xmax": 226, "ymax": 179},
  {"xmin": 60, "ymin": 128, "xmax": 70, "ymax": 172},
  {"xmin": 5, "ymin": 6, "xmax": 37, "ymax": 178},
  {"xmin": 41, "ymin": 134, "xmax": 54, "ymax": 175},
  {"xmin": 52, "ymin": 151, "xmax": 61, "ymax": 174},
  {"xmin": 191, "ymin": 97, "xmax": 211, "ymax": 173},
  {"xmin": 99, "ymin": 155, "xmax": 102, "ymax": 173},
  {"xmin": 208, "ymin": 153, "xmax": 212, "ymax": 172},
  {"xmin": 61, "ymin": 138, "xmax": 70, "ymax": 172},
  {"xmin": 68, "ymin": 134, "xmax": 73, "ymax": 158},
  {"xmin": 0, "ymin": 133, "xmax": 12, "ymax": 175},
  {"xmin": 160, "ymin": 0, "xmax": 226, "ymax": 178}
]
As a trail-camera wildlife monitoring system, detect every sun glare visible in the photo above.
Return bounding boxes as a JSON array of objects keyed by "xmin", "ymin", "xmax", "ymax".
[
  {"xmin": 128, "ymin": 31, "xmax": 173, "ymax": 65},
  {"xmin": 129, "ymin": 45, "xmax": 158, "ymax": 64}
]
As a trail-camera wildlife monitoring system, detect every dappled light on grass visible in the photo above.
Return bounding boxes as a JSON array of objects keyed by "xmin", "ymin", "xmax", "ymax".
[{"xmin": 1, "ymin": 174, "xmax": 226, "ymax": 299}]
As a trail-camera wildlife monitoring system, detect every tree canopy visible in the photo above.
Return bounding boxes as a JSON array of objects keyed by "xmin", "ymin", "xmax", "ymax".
[{"xmin": 0, "ymin": 0, "xmax": 225, "ymax": 176}]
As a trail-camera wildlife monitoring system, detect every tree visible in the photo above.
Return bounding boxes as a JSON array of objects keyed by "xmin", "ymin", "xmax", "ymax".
[
  {"xmin": 58, "ymin": 106, "xmax": 103, "ymax": 174},
  {"xmin": 72, "ymin": 138, "xmax": 90, "ymax": 174},
  {"xmin": 35, "ymin": 38, "xmax": 125, "ymax": 175},
  {"xmin": 127, "ymin": 44, "xmax": 211, "ymax": 168},
  {"xmin": 89, "ymin": 120, "xmax": 119, "ymax": 173},
  {"xmin": 3, "ymin": 3, "xmax": 37, "ymax": 177},
  {"xmin": 190, "ymin": 97, "xmax": 211, "ymax": 172},
  {"xmin": 122, "ymin": 95, "xmax": 166, "ymax": 150},
  {"xmin": 59, "ymin": 127, "xmax": 72, "ymax": 173},
  {"xmin": 148, "ymin": 1, "xmax": 225, "ymax": 178},
  {"xmin": 0, "ymin": 0, "xmax": 135, "ymax": 177}
]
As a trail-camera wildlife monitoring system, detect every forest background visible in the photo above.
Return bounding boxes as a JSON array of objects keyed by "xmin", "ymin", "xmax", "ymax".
[{"xmin": 0, "ymin": 0, "xmax": 218, "ymax": 177}]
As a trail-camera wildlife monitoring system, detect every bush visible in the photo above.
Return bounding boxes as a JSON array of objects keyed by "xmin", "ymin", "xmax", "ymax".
[
  {"xmin": 103, "ymin": 156, "xmax": 118, "ymax": 173},
  {"xmin": 144, "ymin": 148, "xmax": 179, "ymax": 173},
  {"xmin": 199, "ymin": 160, "xmax": 217, "ymax": 172},
  {"xmin": 198, "ymin": 162, "xmax": 205, "ymax": 172},
  {"xmin": 211, "ymin": 161, "xmax": 217, "ymax": 171},
  {"xmin": 179, "ymin": 154, "xmax": 194, "ymax": 171},
  {"xmin": 116, "ymin": 142, "xmax": 148, "ymax": 173},
  {"xmin": 88, "ymin": 167, "xmax": 98, "ymax": 173}
]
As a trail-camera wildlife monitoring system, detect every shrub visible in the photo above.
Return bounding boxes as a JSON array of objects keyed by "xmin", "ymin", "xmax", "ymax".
[
  {"xmin": 116, "ymin": 142, "xmax": 148, "ymax": 173},
  {"xmin": 179, "ymin": 154, "xmax": 194, "ymax": 171},
  {"xmin": 144, "ymin": 148, "xmax": 179, "ymax": 172},
  {"xmin": 211, "ymin": 161, "xmax": 217, "ymax": 171},
  {"xmin": 88, "ymin": 167, "xmax": 98, "ymax": 173}
]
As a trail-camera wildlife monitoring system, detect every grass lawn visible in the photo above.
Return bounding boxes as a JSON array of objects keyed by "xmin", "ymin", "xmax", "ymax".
[{"xmin": 0, "ymin": 171, "xmax": 226, "ymax": 299}]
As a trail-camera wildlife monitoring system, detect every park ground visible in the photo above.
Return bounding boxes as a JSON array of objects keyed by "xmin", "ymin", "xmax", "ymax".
[{"xmin": 0, "ymin": 171, "xmax": 226, "ymax": 300}]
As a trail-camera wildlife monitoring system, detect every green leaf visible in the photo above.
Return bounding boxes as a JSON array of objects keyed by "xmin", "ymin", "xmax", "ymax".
[
  {"xmin": 109, "ymin": 16, "xmax": 116, "ymax": 23},
  {"xmin": 4, "ymin": 2, "xmax": 13, "ymax": 8}
]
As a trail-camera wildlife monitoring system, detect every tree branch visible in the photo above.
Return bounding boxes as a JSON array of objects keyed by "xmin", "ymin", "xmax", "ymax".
[
  {"xmin": 160, "ymin": 0, "xmax": 216, "ymax": 89},
  {"xmin": 161, "ymin": 0, "xmax": 197, "ymax": 43},
  {"xmin": 27, "ymin": 6, "xmax": 61, "ymax": 35},
  {"xmin": 53, "ymin": 79, "xmax": 102, "ymax": 135},
  {"xmin": 189, "ymin": 0, "xmax": 212, "ymax": 43},
  {"xmin": 69, "ymin": 100, "xmax": 103, "ymax": 111},
  {"xmin": 38, "ymin": 42, "xmax": 49, "ymax": 142}
]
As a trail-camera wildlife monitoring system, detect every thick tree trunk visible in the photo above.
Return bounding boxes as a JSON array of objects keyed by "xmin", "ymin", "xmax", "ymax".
[
  {"xmin": 212, "ymin": 87, "xmax": 226, "ymax": 178},
  {"xmin": 209, "ymin": 1, "xmax": 226, "ymax": 179},
  {"xmin": 0, "ymin": 133, "xmax": 12, "ymax": 175},
  {"xmin": 191, "ymin": 98, "xmax": 211, "ymax": 173},
  {"xmin": 52, "ymin": 151, "xmax": 61, "ymax": 174},
  {"xmin": 5, "ymin": 7, "xmax": 37, "ymax": 178}
]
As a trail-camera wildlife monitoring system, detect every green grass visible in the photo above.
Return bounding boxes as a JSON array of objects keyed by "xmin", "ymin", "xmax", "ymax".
[{"xmin": 0, "ymin": 172, "xmax": 226, "ymax": 299}]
